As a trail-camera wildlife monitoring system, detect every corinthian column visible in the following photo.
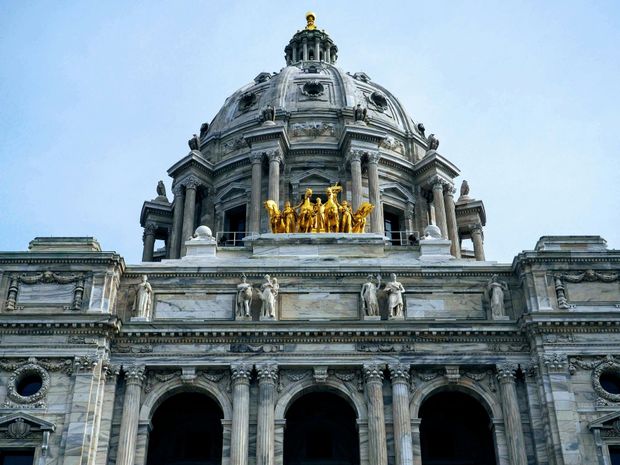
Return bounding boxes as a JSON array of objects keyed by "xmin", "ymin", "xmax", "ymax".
[
  {"xmin": 348, "ymin": 150, "xmax": 363, "ymax": 211},
  {"xmin": 230, "ymin": 364, "xmax": 251, "ymax": 465},
  {"xmin": 141, "ymin": 223, "xmax": 156, "ymax": 262},
  {"xmin": 443, "ymin": 187, "xmax": 461, "ymax": 258},
  {"xmin": 471, "ymin": 223, "xmax": 485, "ymax": 261},
  {"xmin": 366, "ymin": 152, "xmax": 383, "ymax": 234},
  {"xmin": 249, "ymin": 152, "xmax": 263, "ymax": 233},
  {"xmin": 169, "ymin": 184, "xmax": 185, "ymax": 259},
  {"xmin": 181, "ymin": 176, "xmax": 200, "ymax": 256},
  {"xmin": 388, "ymin": 364, "xmax": 413, "ymax": 465},
  {"xmin": 364, "ymin": 363, "xmax": 387, "ymax": 465},
  {"xmin": 116, "ymin": 366, "xmax": 145, "ymax": 465},
  {"xmin": 267, "ymin": 150, "xmax": 282, "ymax": 206},
  {"xmin": 431, "ymin": 181, "xmax": 448, "ymax": 239},
  {"xmin": 256, "ymin": 363, "xmax": 278, "ymax": 465},
  {"xmin": 496, "ymin": 364, "xmax": 528, "ymax": 465}
]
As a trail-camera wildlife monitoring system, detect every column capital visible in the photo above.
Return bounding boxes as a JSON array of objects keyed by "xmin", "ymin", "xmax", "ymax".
[
  {"xmin": 363, "ymin": 363, "xmax": 385, "ymax": 383},
  {"xmin": 123, "ymin": 365, "xmax": 146, "ymax": 385},
  {"xmin": 266, "ymin": 148, "xmax": 283, "ymax": 164},
  {"xmin": 144, "ymin": 222, "xmax": 157, "ymax": 235},
  {"xmin": 470, "ymin": 223, "xmax": 484, "ymax": 234},
  {"xmin": 181, "ymin": 175, "xmax": 201, "ymax": 190},
  {"xmin": 231, "ymin": 363, "xmax": 252, "ymax": 384},
  {"xmin": 172, "ymin": 183, "xmax": 184, "ymax": 197},
  {"xmin": 388, "ymin": 363, "xmax": 410, "ymax": 385},
  {"xmin": 366, "ymin": 151, "xmax": 381, "ymax": 164},
  {"xmin": 249, "ymin": 151, "xmax": 264, "ymax": 164},
  {"xmin": 256, "ymin": 363, "xmax": 279, "ymax": 384},
  {"xmin": 496, "ymin": 363, "xmax": 518, "ymax": 383},
  {"xmin": 443, "ymin": 185, "xmax": 457, "ymax": 197},
  {"xmin": 347, "ymin": 149, "xmax": 364, "ymax": 163},
  {"xmin": 103, "ymin": 362, "xmax": 121, "ymax": 381}
]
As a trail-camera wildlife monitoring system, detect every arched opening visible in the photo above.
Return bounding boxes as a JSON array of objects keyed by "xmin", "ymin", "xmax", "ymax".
[
  {"xmin": 146, "ymin": 392, "xmax": 223, "ymax": 465},
  {"xmin": 284, "ymin": 391, "xmax": 359, "ymax": 465},
  {"xmin": 420, "ymin": 391, "xmax": 496, "ymax": 465}
]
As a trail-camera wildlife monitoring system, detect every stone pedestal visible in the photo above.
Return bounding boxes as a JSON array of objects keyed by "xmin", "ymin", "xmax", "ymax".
[
  {"xmin": 363, "ymin": 315, "xmax": 381, "ymax": 321},
  {"xmin": 250, "ymin": 233, "xmax": 388, "ymax": 258},
  {"xmin": 419, "ymin": 238, "xmax": 453, "ymax": 261},
  {"xmin": 182, "ymin": 228, "xmax": 217, "ymax": 259}
]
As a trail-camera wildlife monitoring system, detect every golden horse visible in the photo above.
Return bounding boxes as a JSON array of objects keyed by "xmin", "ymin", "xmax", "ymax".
[
  {"xmin": 296, "ymin": 188, "xmax": 315, "ymax": 233},
  {"xmin": 352, "ymin": 202, "xmax": 374, "ymax": 233},
  {"xmin": 324, "ymin": 185, "xmax": 342, "ymax": 233},
  {"xmin": 264, "ymin": 200, "xmax": 285, "ymax": 233}
]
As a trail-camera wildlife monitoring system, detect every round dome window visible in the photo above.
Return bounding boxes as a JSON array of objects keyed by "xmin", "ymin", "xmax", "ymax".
[
  {"xmin": 369, "ymin": 91, "xmax": 388, "ymax": 110},
  {"xmin": 600, "ymin": 371, "xmax": 620, "ymax": 395},
  {"xmin": 302, "ymin": 81, "xmax": 324, "ymax": 98},
  {"xmin": 16, "ymin": 373, "xmax": 43, "ymax": 397}
]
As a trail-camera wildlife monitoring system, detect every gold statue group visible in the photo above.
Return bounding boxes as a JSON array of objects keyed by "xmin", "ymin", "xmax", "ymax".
[{"xmin": 264, "ymin": 185, "xmax": 374, "ymax": 234}]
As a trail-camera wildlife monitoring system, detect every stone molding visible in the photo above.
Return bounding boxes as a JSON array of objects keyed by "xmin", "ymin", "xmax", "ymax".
[
  {"xmin": 313, "ymin": 366, "xmax": 329, "ymax": 383},
  {"xmin": 5, "ymin": 362, "xmax": 50, "ymax": 408}
]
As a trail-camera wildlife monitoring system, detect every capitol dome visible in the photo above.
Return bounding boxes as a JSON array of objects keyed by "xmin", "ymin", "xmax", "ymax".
[{"xmin": 140, "ymin": 14, "xmax": 487, "ymax": 262}]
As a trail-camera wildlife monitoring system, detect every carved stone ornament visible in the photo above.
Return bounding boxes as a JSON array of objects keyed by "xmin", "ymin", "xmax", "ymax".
[
  {"xmin": 388, "ymin": 364, "xmax": 411, "ymax": 384},
  {"xmin": 368, "ymin": 91, "xmax": 388, "ymax": 111},
  {"xmin": 4, "ymin": 271, "xmax": 86, "ymax": 311},
  {"xmin": 290, "ymin": 121, "xmax": 335, "ymax": 137},
  {"xmin": 0, "ymin": 413, "xmax": 55, "ymax": 441},
  {"xmin": 301, "ymin": 80, "xmax": 325, "ymax": 98},
  {"xmin": 231, "ymin": 364, "xmax": 252, "ymax": 384},
  {"xmin": 553, "ymin": 270, "xmax": 618, "ymax": 309},
  {"xmin": 238, "ymin": 91, "xmax": 257, "ymax": 111},
  {"xmin": 222, "ymin": 136, "xmax": 248, "ymax": 153},
  {"xmin": 363, "ymin": 363, "xmax": 385, "ymax": 383},
  {"xmin": 257, "ymin": 363, "xmax": 279, "ymax": 384},
  {"xmin": 313, "ymin": 366, "xmax": 329, "ymax": 383},
  {"xmin": 380, "ymin": 136, "xmax": 405, "ymax": 153},
  {"xmin": 356, "ymin": 343, "xmax": 414, "ymax": 353},
  {"xmin": 7, "ymin": 418, "xmax": 31, "ymax": 438},
  {"xmin": 496, "ymin": 363, "xmax": 518, "ymax": 383},
  {"xmin": 144, "ymin": 370, "xmax": 181, "ymax": 393},
  {"xmin": 542, "ymin": 353, "xmax": 568, "ymax": 372},
  {"xmin": 6, "ymin": 362, "xmax": 50, "ymax": 408},
  {"xmin": 588, "ymin": 355, "xmax": 620, "ymax": 402}
]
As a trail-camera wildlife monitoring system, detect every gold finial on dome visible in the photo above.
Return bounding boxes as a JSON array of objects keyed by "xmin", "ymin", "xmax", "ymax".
[{"xmin": 305, "ymin": 11, "xmax": 316, "ymax": 30}]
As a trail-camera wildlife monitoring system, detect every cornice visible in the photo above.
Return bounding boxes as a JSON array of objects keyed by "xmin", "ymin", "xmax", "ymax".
[{"xmin": 0, "ymin": 253, "xmax": 125, "ymax": 269}]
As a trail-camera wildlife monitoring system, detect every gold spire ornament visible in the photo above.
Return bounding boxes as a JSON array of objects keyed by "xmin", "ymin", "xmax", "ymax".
[
  {"xmin": 264, "ymin": 185, "xmax": 374, "ymax": 234},
  {"xmin": 305, "ymin": 11, "xmax": 317, "ymax": 30}
]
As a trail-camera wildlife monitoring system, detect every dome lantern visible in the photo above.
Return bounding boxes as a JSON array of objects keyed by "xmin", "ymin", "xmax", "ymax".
[{"xmin": 284, "ymin": 13, "xmax": 338, "ymax": 64}]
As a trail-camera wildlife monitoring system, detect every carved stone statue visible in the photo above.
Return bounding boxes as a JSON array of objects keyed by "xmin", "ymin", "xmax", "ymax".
[
  {"xmin": 236, "ymin": 274, "xmax": 252, "ymax": 318},
  {"xmin": 188, "ymin": 134, "xmax": 199, "ymax": 151},
  {"xmin": 262, "ymin": 105, "xmax": 275, "ymax": 123},
  {"xmin": 422, "ymin": 224, "xmax": 442, "ymax": 240},
  {"xmin": 427, "ymin": 133, "xmax": 439, "ymax": 151},
  {"xmin": 486, "ymin": 274, "xmax": 508, "ymax": 319},
  {"xmin": 417, "ymin": 122, "xmax": 426, "ymax": 137},
  {"xmin": 133, "ymin": 275, "xmax": 153, "ymax": 320},
  {"xmin": 361, "ymin": 274, "xmax": 381, "ymax": 316},
  {"xmin": 384, "ymin": 273, "xmax": 405, "ymax": 319},
  {"xmin": 156, "ymin": 180, "xmax": 166, "ymax": 197},
  {"xmin": 260, "ymin": 274, "xmax": 279, "ymax": 319},
  {"xmin": 200, "ymin": 122, "xmax": 209, "ymax": 138},
  {"xmin": 354, "ymin": 104, "xmax": 367, "ymax": 123},
  {"xmin": 459, "ymin": 180, "xmax": 470, "ymax": 199}
]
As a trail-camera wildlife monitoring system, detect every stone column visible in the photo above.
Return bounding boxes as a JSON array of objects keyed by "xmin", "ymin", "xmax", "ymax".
[
  {"xmin": 230, "ymin": 364, "xmax": 251, "ymax": 465},
  {"xmin": 364, "ymin": 363, "xmax": 387, "ymax": 465},
  {"xmin": 325, "ymin": 46, "xmax": 331, "ymax": 63},
  {"xmin": 292, "ymin": 45, "xmax": 297, "ymax": 63},
  {"xmin": 141, "ymin": 223, "xmax": 156, "ymax": 262},
  {"xmin": 471, "ymin": 223, "xmax": 485, "ymax": 261},
  {"xmin": 388, "ymin": 364, "xmax": 413, "ymax": 465},
  {"xmin": 432, "ymin": 181, "xmax": 448, "ymax": 239},
  {"xmin": 366, "ymin": 152, "xmax": 383, "ymax": 234},
  {"xmin": 315, "ymin": 38, "xmax": 321, "ymax": 60},
  {"xmin": 302, "ymin": 39, "xmax": 308, "ymax": 61},
  {"xmin": 496, "ymin": 364, "xmax": 527, "ymax": 465},
  {"xmin": 116, "ymin": 366, "xmax": 145, "ymax": 465},
  {"xmin": 414, "ymin": 187, "xmax": 429, "ymax": 234},
  {"xmin": 443, "ymin": 187, "xmax": 461, "ymax": 258},
  {"xmin": 169, "ymin": 185, "xmax": 185, "ymax": 259},
  {"xmin": 267, "ymin": 150, "xmax": 282, "ymax": 206},
  {"xmin": 95, "ymin": 364, "xmax": 121, "ymax": 465},
  {"xmin": 256, "ymin": 363, "xmax": 278, "ymax": 465},
  {"xmin": 348, "ymin": 150, "xmax": 363, "ymax": 210},
  {"xmin": 180, "ymin": 177, "xmax": 200, "ymax": 256},
  {"xmin": 249, "ymin": 152, "xmax": 263, "ymax": 233}
]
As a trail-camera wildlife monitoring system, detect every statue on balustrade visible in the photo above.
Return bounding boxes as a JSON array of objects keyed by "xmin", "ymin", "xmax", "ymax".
[
  {"xmin": 352, "ymin": 203, "xmax": 374, "ymax": 233},
  {"xmin": 264, "ymin": 200, "xmax": 285, "ymax": 233},
  {"xmin": 361, "ymin": 274, "xmax": 381, "ymax": 316},
  {"xmin": 427, "ymin": 133, "xmax": 439, "ymax": 151},
  {"xmin": 199, "ymin": 122, "xmax": 209, "ymax": 139},
  {"xmin": 385, "ymin": 273, "xmax": 405, "ymax": 319},
  {"xmin": 354, "ymin": 104, "xmax": 367, "ymax": 123},
  {"xmin": 485, "ymin": 274, "xmax": 508, "ymax": 319},
  {"xmin": 324, "ymin": 184, "xmax": 342, "ymax": 233},
  {"xmin": 236, "ymin": 274, "xmax": 253, "ymax": 318},
  {"xmin": 133, "ymin": 275, "xmax": 153, "ymax": 320},
  {"xmin": 156, "ymin": 180, "xmax": 167, "ymax": 198},
  {"xmin": 188, "ymin": 134, "xmax": 200, "ymax": 151},
  {"xmin": 296, "ymin": 188, "xmax": 315, "ymax": 233},
  {"xmin": 262, "ymin": 104, "xmax": 276, "ymax": 124},
  {"xmin": 260, "ymin": 274, "xmax": 279, "ymax": 319}
]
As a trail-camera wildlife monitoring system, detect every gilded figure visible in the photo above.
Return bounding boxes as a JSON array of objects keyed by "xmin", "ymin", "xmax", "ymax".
[
  {"xmin": 264, "ymin": 200, "xmax": 285, "ymax": 233},
  {"xmin": 314, "ymin": 198, "xmax": 325, "ymax": 232},
  {"xmin": 305, "ymin": 12, "xmax": 316, "ymax": 30},
  {"xmin": 352, "ymin": 202, "xmax": 374, "ymax": 233},
  {"xmin": 324, "ymin": 184, "xmax": 342, "ymax": 233},
  {"xmin": 296, "ymin": 188, "xmax": 315, "ymax": 233},
  {"xmin": 339, "ymin": 200, "xmax": 353, "ymax": 233},
  {"xmin": 282, "ymin": 201, "xmax": 297, "ymax": 233}
]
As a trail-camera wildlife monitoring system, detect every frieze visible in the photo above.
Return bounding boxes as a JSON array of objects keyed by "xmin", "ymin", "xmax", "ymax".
[
  {"xmin": 229, "ymin": 343, "xmax": 283, "ymax": 353},
  {"xmin": 0, "ymin": 357, "xmax": 74, "ymax": 375},
  {"xmin": 356, "ymin": 343, "xmax": 414, "ymax": 353},
  {"xmin": 4, "ymin": 271, "xmax": 86, "ymax": 311},
  {"xmin": 113, "ymin": 342, "xmax": 154, "ymax": 353},
  {"xmin": 559, "ymin": 270, "xmax": 618, "ymax": 283},
  {"xmin": 290, "ymin": 121, "xmax": 335, "ymax": 137}
]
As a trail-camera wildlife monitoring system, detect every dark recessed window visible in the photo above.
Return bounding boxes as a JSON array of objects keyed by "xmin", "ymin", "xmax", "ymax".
[
  {"xmin": 610, "ymin": 446, "xmax": 620, "ymax": 465},
  {"xmin": 16, "ymin": 374, "xmax": 43, "ymax": 397},
  {"xmin": 0, "ymin": 450, "xmax": 35, "ymax": 465},
  {"xmin": 600, "ymin": 372, "xmax": 620, "ymax": 395}
]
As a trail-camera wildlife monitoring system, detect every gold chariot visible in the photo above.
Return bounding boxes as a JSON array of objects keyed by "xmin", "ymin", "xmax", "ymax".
[{"xmin": 264, "ymin": 184, "xmax": 374, "ymax": 234}]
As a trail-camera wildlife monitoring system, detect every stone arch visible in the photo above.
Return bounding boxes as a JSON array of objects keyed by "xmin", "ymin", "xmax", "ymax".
[
  {"xmin": 410, "ymin": 375, "xmax": 502, "ymax": 420},
  {"xmin": 139, "ymin": 377, "xmax": 233, "ymax": 424},
  {"xmin": 275, "ymin": 376, "xmax": 367, "ymax": 421}
]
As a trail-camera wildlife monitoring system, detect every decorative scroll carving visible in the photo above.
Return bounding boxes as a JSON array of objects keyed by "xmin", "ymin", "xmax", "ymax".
[
  {"xmin": 290, "ymin": 121, "xmax": 335, "ymax": 137},
  {"xmin": 380, "ymin": 136, "xmax": 405, "ymax": 153},
  {"xmin": 257, "ymin": 363, "xmax": 279, "ymax": 384},
  {"xmin": 560, "ymin": 270, "xmax": 618, "ymax": 283},
  {"xmin": 313, "ymin": 366, "xmax": 328, "ymax": 383},
  {"xmin": 388, "ymin": 364, "xmax": 411, "ymax": 384},
  {"xmin": 222, "ymin": 137, "xmax": 248, "ymax": 153},
  {"xmin": 356, "ymin": 343, "xmax": 414, "ymax": 353},
  {"xmin": 144, "ymin": 370, "xmax": 181, "ymax": 393},
  {"xmin": 229, "ymin": 343, "xmax": 282, "ymax": 353},
  {"xmin": 0, "ymin": 357, "xmax": 73, "ymax": 375},
  {"xmin": 4, "ymin": 271, "xmax": 86, "ymax": 311}
]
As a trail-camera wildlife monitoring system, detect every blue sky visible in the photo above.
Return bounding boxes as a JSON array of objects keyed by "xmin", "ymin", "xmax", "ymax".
[{"xmin": 1, "ymin": 1, "xmax": 618, "ymax": 263}]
